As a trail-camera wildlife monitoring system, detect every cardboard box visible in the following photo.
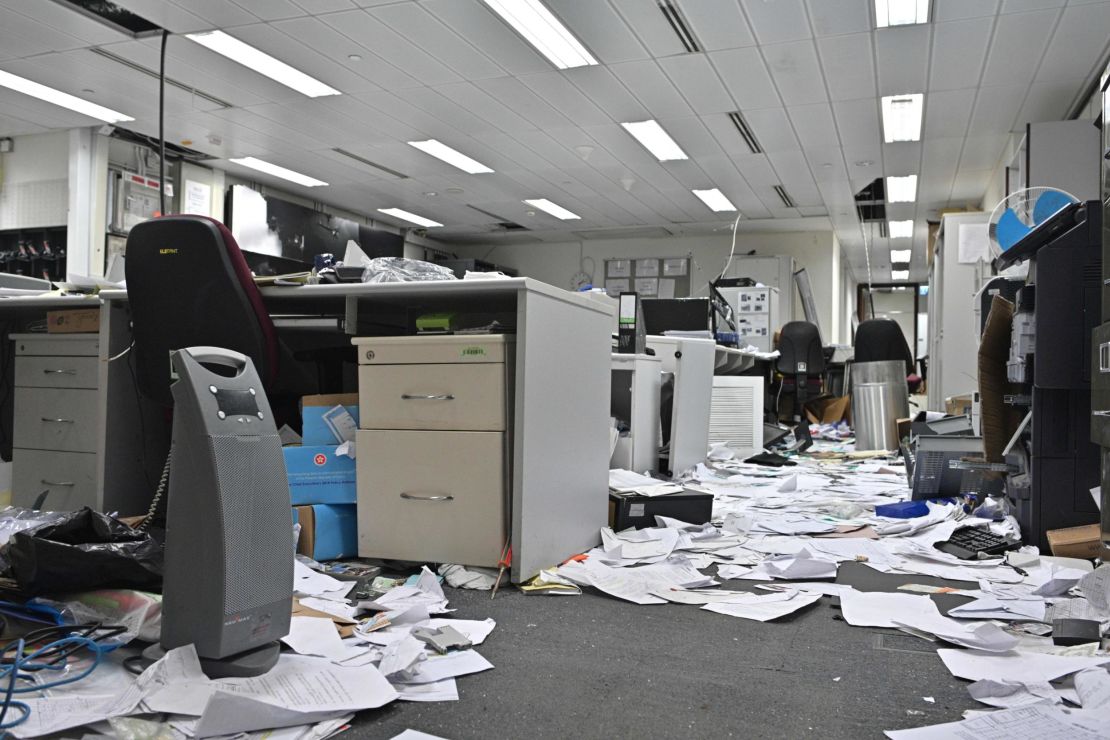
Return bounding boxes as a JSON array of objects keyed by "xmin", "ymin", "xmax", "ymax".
[
  {"xmin": 608, "ymin": 491, "xmax": 712, "ymax": 531},
  {"xmin": 804, "ymin": 395, "xmax": 851, "ymax": 424},
  {"xmin": 945, "ymin": 394, "xmax": 974, "ymax": 418},
  {"xmin": 301, "ymin": 393, "xmax": 359, "ymax": 445},
  {"xmin": 46, "ymin": 308, "xmax": 100, "ymax": 333},
  {"xmin": 284, "ymin": 445, "xmax": 356, "ymax": 505},
  {"xmin": 1046, "ymin": 523, "xmax": 1105, "ymax": 560},
  {"xmin": 293, "ymin": 504, "xmax": 357, "ymax": 561}
]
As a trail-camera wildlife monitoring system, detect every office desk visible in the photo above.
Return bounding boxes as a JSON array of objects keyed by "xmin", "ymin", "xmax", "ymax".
[{"xmin": 99, "ymin": 278, "xmax": 614, "ymax": 582}]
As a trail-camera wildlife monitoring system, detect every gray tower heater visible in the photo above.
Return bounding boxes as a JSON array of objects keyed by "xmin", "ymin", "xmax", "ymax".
[{"xmin": 154, "ymin": 347, "xmax": 293, "ymax": 678}]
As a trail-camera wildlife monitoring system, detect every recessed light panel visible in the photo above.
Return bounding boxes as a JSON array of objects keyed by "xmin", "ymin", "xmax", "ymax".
[
  {"xmin": 881, "ymin": 94, "xmax": 923, "ymax": 143},
  {"xmin": 621, "ymin": 120, "xmax": 689, "ymax": 161},
  {"xmin": 885, "ymin": 175, "xmax": 918, "ymax": 203},
  {"xmin": 229, "ymin": 157, "xmax": 327, "ymax": 187},
  {"xmin": 378, "ymin": 207, "xmax": 443, "ymax": 228},
  {"xmin": 890, "ymin": 249, "xmax": 912, "ymax": 263},
  {"xmin": 408, "ymin": 140, "xmax": 493, "ymax": 174},
  {"xmin": 524, "ymin": 198, "xmax": 580, "ymax": 220},
  {"xmin": 480, "ymin": 0, "xmax": 597, "ymax": 69},
  {"xmin": 0, "ymin": 70, "xmax": 133, "ymax": 123},
  {"xmin": 875, "ymin": 0, "xmax": 929, "ymax": 28},
  {"xmin": 888, "ymin": 220, "xmax": 914, "ymax": 238},
  {"xmin": 891, "ymin": 270, "xmax": 910, "ymax": 280},
  {"xmin": 692, "ymin": 188, "xmax": 737, "ymax": 212},
  {"xmin": 186, "ymin": 30, "xmax": 340, "ymax": 98}
]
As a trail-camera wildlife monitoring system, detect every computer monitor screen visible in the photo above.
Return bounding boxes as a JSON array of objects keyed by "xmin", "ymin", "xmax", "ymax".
[{"xmin": 641, "ymin": 298, "xmax": 710, "ymax": 335}]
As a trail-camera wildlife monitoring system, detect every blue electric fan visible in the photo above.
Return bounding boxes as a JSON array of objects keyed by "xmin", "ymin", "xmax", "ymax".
[{"xmin": 987, "ymin": 187, "xmax": 1079, "ymax": 256}]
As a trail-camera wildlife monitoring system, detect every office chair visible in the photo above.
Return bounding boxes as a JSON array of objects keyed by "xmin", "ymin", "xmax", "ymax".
[
  {"xmin": 775, "ymin": 321, "xmax": 825, "ymax": 451},
  {"xmin": 854, "ymin": 318, "xmax": 914, "ymax": 376},
  {"xmin": 125, "ymin": 215, "xmax": 278, "ymax": 407}
]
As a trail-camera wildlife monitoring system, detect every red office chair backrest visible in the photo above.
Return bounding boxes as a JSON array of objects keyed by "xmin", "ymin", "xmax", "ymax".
[{"xmin": 125, "ymin": 215, "xmax": 278, "ymax": 406}]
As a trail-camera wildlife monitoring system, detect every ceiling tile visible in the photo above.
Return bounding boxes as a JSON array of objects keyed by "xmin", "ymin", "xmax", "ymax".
[
  {"xmin": 881, "ymin": 141, "xmax": 923, "ymax": 173},
  {"xmin": 231, "ymin": 0, "xmax": 305, "ymax": 21},
  {"xmin": 370, "ymin": 2, "xmax": 506, "ymax": 81},
  {"xmin": 762, "ymin": 40, "xmax": 827, "ymax": 105},
  {"xmin": 742, "ymin": 0, "xmax": 812, "ymax": 44},
  {"xmin": 1001, "ymin": 0, "xmax": 1065, "ymax": 12},
  {"xmin": 875, "ymin": 24, "xmax": 931, "ymax": 95},
  {"xmin": 609, "ymin": 0, "xmax": 687, "ymax": 57},
  {"xmin": 743, "ymin": 108, "xmax": 801, "ymax": 151},
  {"xmin": 400, "ymin": 87, "xmax": 494, "ymax": 136},
  {"xmin": 957, "ymin": 134, "xmax": 1008, "ymax": 170},
  {"xmin": 610, "ymin": 60, "xmax": 694, "ymax": 119},
  {"xmin": 702, "ymin": 113, "xmax": 764, "ymax": 156},
  {"xmin": 657, "ymin": 53, "xmax": 735, "ymax": 114},
  {"xmin": 832, "ymin": 98, "xmax": 880, "ymax": 149},
  {"xmin": 474, "ymin": 77, "xmax": 577, "ymax": 130},
  {"xmin": 950, "ymin": 168, "xmax": 993, "ymax": 201},
  {"xmin": 1036, "ymin": 1, "xmax": 1110, "ymax": 82},
  {"xmin": 420, "ymin": 0, "xmax": 551, "ymax": 76},
  {"xmin": 982, "ymin": 9, "xmax": 1060, "ymax": 86},
  {"xmin": 710, "ymin": 47, "xmax": 781, "ymax": 110},
  {"xmin": 3, "ymin": 0, "xmax": 132, "ymax": 45},
  {"xmin": 564, "ymin": 66, "xmax": 650, "ymax": 122},
  {"xmin": 930, "ymin": 18, "xmax": 993, "ymax": 90},
  {"xmin": 517, "ymin": 72, "xmax": 613, "ymax": 127},
  {"xmin": 968, "ymin": 84, "xmax": 1026, "ymax": 134},
  {"xmin": 919, "ymin": 137, "xmax": 962, "ymax": 200},
  {"xmin": 817, "ymin": 33, "xmax": 876, "ymax": 101},
  {"xmin": 675, "ymin": 0, "xmax": 758, "ymax": 50},
  {"xmin": 435, "ymin": 81, "xmax": 536, "ymax": 134},
  {"xmin": 270, "ymin": 16, "xmax": 419, "ymax": 90},
  {"xmin": 933, "ymin": 0, "xmax": 1002, "ymax": 21},
  {"xmin": 805, "ymin": 0, "xmax": 872, "ymax": 36},
  {"xmin": 922, "ymin": 88, "xmax": 976, "ymax": 138},
  {"xmin": 658, "ymin": 116, "xmax": 727, "ymax": 158},
  {"xmin": 546, "ymin": 0, "xmax": 650, "ymax": 64},
  {"xmin": 1017, "ymin": 80, "xmax": 1080, "ymax": 122},
  {"xmin": 788, "ymin": 102, "xmax": 839, "ymax": 148},
  {"xmin": 319, "ymin": 9, "xmax": 461, "ymax": 87},
  {"xmin": 228, "ymin": 22, "xmax": 380, "ymax": 95},
  {"xmin": 93, "ymin": 0, "xmax": 211, "ymax": 32},
  {"xmin": 804, "ymin": 147, "xmax": 849, "ymax": 181},
  {"xmin": 291, "ymin": 0, "xmax": 356, "ymax": 12}
]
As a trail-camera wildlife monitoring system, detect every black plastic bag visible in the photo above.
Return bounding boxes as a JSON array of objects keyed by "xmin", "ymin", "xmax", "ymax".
[{"xmin": 5, "ymin": 507, "xmax": 162, "ymax": 595}]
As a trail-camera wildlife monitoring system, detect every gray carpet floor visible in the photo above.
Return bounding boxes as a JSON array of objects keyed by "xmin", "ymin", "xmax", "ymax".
[{"xmin": 345, "ymin": 563, "xmax": 981, "ymax": 739}]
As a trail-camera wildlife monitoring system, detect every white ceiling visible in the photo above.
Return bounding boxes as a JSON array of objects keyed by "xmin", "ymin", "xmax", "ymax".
[{"xmin": 1, "ymin": 0, "xmax": 1108, "ymax": 281}]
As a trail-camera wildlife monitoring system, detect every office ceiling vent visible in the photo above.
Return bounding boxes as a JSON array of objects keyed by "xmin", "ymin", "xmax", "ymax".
[
  {"xmin": 573, "ymin": 226, "xmax": 674, "ymax": 240},
  {"xmin": 727, "ymin": 111, "xmax": 762, "ymax": 154},
  {"xmin": 773, "ymin": 185, "xmax": 795, "ymax": 208},
  {"xmin": 331, "ymin": 148, "xmax": 408, "ymax": 179},
  {"xmin": 89, "ymin": 48, "xmax": 233, "ymax": 109},
  {"xmin": 854, "ymin": 178, "xmax": 887, "ymax": 223},
  {"xmin": 52, "ymin": 0, "xmax": 162, "ymax": 37},
  {"xmin": 110, "ymin": 126, "xmax": 217, "ymax": 161},
  {"xmin": 658, "ymin": 1, "xmax": 701, "ymax": 53},
  {"xmin": 467, "ymin": 205, "xmax": 528, "ymax": 231}
]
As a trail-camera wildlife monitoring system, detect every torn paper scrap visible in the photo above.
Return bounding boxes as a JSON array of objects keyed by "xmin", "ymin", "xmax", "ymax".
[
  {"xmin": 937, "ymin": 648, "xmax": 1110, "ymax": 684},
  {"xmin": 701, "ymin": 590, "xmax": 821, "ymax": 622}
]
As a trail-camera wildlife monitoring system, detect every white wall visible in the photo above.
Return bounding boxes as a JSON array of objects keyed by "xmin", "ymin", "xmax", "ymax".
[
  {"xmin": 0, "ymin": 130, "xmax": 69, "ymax": 229},
  {"xmin": 452, "ymin": 230, "xmax": 851, "ymax": 344}
]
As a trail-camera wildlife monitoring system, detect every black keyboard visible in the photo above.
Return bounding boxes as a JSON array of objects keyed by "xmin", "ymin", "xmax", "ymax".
[{"xmin": 935, "ymin": 527, "xmax": 1013, "ymax": 560}]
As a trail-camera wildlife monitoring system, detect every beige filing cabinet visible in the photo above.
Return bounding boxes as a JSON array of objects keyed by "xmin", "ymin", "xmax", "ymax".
[
  {"xmin": 353, "ymin": 335, "xmax": 513, "ymax": 567},
  {"xmin": 11, "ymin": 333, "xmax": 100, "ymax": 510}
]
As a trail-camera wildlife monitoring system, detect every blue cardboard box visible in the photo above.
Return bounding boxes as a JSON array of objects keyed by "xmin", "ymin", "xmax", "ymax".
[
  {"xmin": 283, "ymin": 444, "xmax": 356, "ymax": 505},
  {"xmin": 301, "ymin": 393, "xmax": 359, "ymax": 445},
  {"xmin": 293, "ymin": 504, "xmax": 357, "ymax": 561}
]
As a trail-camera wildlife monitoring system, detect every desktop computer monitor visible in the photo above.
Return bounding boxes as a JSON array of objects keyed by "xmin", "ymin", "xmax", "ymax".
[{"xmin": 641, "ymin": 298, "xmax": 710, "ymax": 335}]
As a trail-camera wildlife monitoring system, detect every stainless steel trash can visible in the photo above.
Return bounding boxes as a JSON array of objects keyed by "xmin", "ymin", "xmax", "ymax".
[{"xmin": 851, "ymin": 360, "xmax": 909, "ymax": 450}]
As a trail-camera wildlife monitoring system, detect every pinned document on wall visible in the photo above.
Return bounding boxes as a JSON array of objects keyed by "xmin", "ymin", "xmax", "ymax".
[
  {"xmin": 607, "ymin": 259, "xmax": 631, "ymax": 278},
  {"xmin": 605, "ymin": 278, "xmax": 630, "ymax": 295},
  {"xmin": 662, "ymin": 257, "xmax": 688, "ymax": 277},
  {"xmin": 183, "ymin": 180, "xmax": 212, "ymax": 217},
  {"xmin": 635, "ymin": 258, "xmax": 660, "ymax": 277},
  {"xmin": 658, "ymin": 278, "xmax": 676, "ymax": 299},
  {"xmin": 957, "ymin": 223, "xmax": 991, "ymax": 264},
  {"xmin": 635, "ymin": 278, "xmax": 659, "ymax": 296}
]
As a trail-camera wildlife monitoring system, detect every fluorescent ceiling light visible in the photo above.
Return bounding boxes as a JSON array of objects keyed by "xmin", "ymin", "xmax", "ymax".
[
  {"xmin": 692, "ymin": 188, "xmax": 737, "ymax": 212},
  {"xmin": 480, "ymin": 0, "xmax": 597, "ymax": 69},
  {"xmin": 891, "ymin": 270, "xmax": 910, "ymax": 281},
  {"xmin": 378, "ymin": 207, "xmax": 443, "ymax": 228},
  {"xmin": 185, "ymin": 30, "xmax": 340, "ymax": 98},
  {"xmin": 408, "ymin": 140, "xmax": 493, "ymax": 174},
  {"xmin": 524, "ymin": 198, "xmax": 580, "ymax": 220},
  {"xmin": 875, "ymin": 0, "xmax": 929, "ymax": 28},
  {"xmin": 885, "ymin": 175, "xmax": 918, "ymax": 203},
  {"xmin": 621, "ymin": 120, "xmax": 688, "ymax": 161},
  {"xmin": 0, "ymin": 69, "xmax": 133, "ymax": 123},
  {"xmin": 890, "ymin": 249, "xmax": 912, "ymax": 263},
  {"xmin": 229, "ymin": 157, "xmax": 328, "ymax": 187},
  {"xmin": 881, "ymin": 93, "xmax": 923, "ymax": 143},
  {"xmin": 888, "ymin": 220, "xmax": 914, "ymax": 238}
]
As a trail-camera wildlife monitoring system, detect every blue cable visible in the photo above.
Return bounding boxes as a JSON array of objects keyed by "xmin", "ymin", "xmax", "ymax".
[{"xmin": 0, "ymin": 635, "xmax": 106, "ymax": 730}]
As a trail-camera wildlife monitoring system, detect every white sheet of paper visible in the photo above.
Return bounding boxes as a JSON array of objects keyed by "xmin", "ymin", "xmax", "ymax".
[
  {"xmin": 402, "ymin": 650, "xmax": 493, "ymax": 684},
  {"xmin": 378, "ymin": 636, "xmax": 427, "ymax": 679},
  {"xmin": 281, "ymin": 617, "xmax": 366, "ymax": 661},
  {"xmin": 839, "ymin": 591, "xmax": 939, "ymax": 628},
  {"xmin": 884, "ymin": 704, "xmax": 1106, "ymax": 739},
  {"xmin": 701, "ymin": 591, "xmax": 822, "ymax": 621},
  {"xmin": 1079, "ymin": 566, "xmax": 1110, "ymax": 615},
  {"xmin": 293, "ymin": 560, "xmax": 355, "ymax": 601},
  {"xmin": 893, "ymin": 611, "xmax": 1018, "ymax": 653},
  {"xmin": 967, "ymin": 679, "xmax": 1060, "ymax": 708},
  {"xmin": 948, "ymin": 596, "xmax": 1046, "ymax": 622},
  {"xmin": 937, "ymin": 649, "xmax": 1110, "ymax": 683},
  {"xmin": 1075, "ymin": 668, "xmax": 1110, "ymax": 710},
  {"xmin": 391, "ymin": 679, "xmax": 459, "ymax": 703},
  {"xmin": 392, "ymin": 730, "xmax": 450, "ymax": 740},
  {"xmin": 957, "ymin": 222, "xmax": 990, "ymax": 264}
]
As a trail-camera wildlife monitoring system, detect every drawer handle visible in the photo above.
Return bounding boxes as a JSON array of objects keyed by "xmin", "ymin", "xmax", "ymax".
[
  {"xmin": 41, "ymin": 479, "xmax": 74, "ymax": 487},
  {"xmin": 400, "ymin": 394, "xmax": 455, "ymax": 401},
  {"xmin": 42, "ymin": 369, "xmax": 77, "ymax": 375},
  {"xmin": 41, "ymin": 417, "xmax": 75, "ymax": 423},
  {"xmin": 400, "ymin": 492, "xmax": 454, "ymax": 502},
  {"xmin": 1095, "ymin": 411, "xmax": 1110, "ymax": 417}
]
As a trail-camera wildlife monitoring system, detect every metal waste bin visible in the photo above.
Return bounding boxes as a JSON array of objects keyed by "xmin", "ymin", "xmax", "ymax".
[{"xmin": 851, "ymin": 360, "xmax": 910, "ymax": 450}]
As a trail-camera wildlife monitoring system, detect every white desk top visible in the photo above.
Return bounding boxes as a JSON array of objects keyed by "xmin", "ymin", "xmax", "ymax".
[{"xmin": 0, "ymin": 293, "xmax": 101, "ymax": 309}]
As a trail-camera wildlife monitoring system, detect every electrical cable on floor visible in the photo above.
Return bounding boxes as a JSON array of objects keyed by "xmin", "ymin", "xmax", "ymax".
[{"xmin": 0, "ymin": 623, "xmax": 124, "ymax": 730}]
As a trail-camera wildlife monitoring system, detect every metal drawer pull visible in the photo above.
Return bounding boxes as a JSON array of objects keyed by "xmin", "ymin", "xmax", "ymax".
[
  {"xmin": 400, "ymin": 492, "xmax": 454, "ymax": 502},
  {"xmin": 42, "ymin": 369, "xmax": 76, "ymax": 375},
  {"xmin": 400, "ymin": 393, "xmax": 455, "ymax": 401},
  {"xmin": 41, "ymin": 417, "xmax": 75, "ymax": 423},
  {"xmin": 1101, "ymin": 342, "xmax": 1110, "ymax": 373},
  {"xmin": 1094, "ymin": 410, "xmax": 1110, "ymax": 417},
  {"xmin": 41, "ymin": 479, "xmax": 75, "ymax": 487}
]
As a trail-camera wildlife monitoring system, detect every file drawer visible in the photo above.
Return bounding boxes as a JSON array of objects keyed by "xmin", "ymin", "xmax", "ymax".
[
  {"xmin": 358, "ymin": 362, "xmax": 505, "ymax": 431},
  {"xmin": 12, "ymin": 449, "xmax": 97, "ymax": 510},
  {"xmin": 14, "ymin": 356, "xmax": 99, "ymax": 390},
  {"xmin": 14, "ymin": 387, "xmax": 99, "ymax": 453},
  {"xmin": 356, "ymin": 429, "xmax": 505, "ymax": 567},
  {"xmin": 355, "ymin": 335, "xmax": 510, "ymax": 366},
  {"xmin": 14, "ymin": 334, "xmax": 98, "ymax": 357}
]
